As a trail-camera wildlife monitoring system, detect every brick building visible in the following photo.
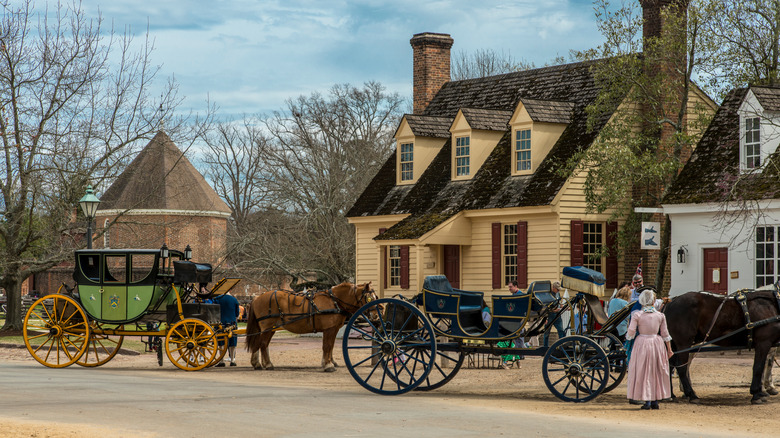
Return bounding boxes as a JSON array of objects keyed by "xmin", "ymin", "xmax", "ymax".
[{"xmin": 33, "ymin": 131, "xmax": 233, "ymax": 295}]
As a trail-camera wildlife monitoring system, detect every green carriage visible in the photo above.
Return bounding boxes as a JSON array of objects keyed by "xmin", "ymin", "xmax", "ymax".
[{"xmin": 22, "ymin": 247, "xmax": 240, "ymax": 371}]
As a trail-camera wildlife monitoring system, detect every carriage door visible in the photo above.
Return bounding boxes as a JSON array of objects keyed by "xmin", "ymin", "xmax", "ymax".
[
  {"xmin": 703, "ymin": 248, "xmax": 728, "ymax": 294},
  {"xmin": 101, "ymin": 254, "xmax": 128, "ymax": 321},
  {"xmin": 443, "ymin": 245, "xmax": 460, "ymax": 289}
]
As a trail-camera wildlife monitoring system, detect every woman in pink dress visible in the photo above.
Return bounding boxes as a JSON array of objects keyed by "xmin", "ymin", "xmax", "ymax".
[{"xmin": 625, "ymin": 289, "xmax": 674, "ymax": 409}]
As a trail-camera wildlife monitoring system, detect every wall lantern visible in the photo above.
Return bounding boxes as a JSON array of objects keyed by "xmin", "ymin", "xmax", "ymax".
[
  {"xmin": 677, "ymin": 245, "xmax": 687, "ymax": 264},
  {"xmin": 184, "ymin": 244, "xmax": 192, "ymax": 261}
]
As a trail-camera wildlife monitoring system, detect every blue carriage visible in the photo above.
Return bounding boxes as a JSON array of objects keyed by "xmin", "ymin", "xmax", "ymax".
[{"xmin": 342, "ymin": 267, "xmax": 633, "ymax": 402}]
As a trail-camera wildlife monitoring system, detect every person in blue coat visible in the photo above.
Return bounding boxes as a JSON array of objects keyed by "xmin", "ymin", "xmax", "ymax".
[{"xmin": 212, "ymin": 292, "xmax": 241, "ymax": 366}]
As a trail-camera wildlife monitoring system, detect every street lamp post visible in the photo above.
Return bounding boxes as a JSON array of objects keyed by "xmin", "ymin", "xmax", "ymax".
[{"xmin": 79, "ymin": 185, "xmax": 101, "ymax": 249}]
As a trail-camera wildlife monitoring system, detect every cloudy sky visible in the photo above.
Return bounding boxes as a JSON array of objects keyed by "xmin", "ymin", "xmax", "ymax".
[{"xmin": 78, "ymin": 0, "xmax": 609, "ymax": 120}]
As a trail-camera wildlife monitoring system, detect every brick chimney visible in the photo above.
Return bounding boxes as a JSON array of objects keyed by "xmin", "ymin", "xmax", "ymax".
[{"xmin": 410, "ymin": 32, "xmax": 453, "ymax": 115}]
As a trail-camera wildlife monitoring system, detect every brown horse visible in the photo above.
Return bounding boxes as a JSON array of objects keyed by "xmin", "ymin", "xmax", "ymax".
[
  {"xmin": 245, "ymin": 282, "xmax": 377, "ymax": 372},
  {"xmin": 664, "ymin": 289, "xmax": 780, "ymax": 404}
]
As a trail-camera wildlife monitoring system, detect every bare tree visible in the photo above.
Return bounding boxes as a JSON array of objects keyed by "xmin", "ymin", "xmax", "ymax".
[
  {"xmin": 201, "ymin": 118, "xmax": 273, "ymax": 232},
  {"xmin": 204, "ymin": 82, "xmax": 402, "ymax": 288},
  {"xmin": 0, "ymin": 1, "xmax": 183, "ymax": 331},
  {"xmin": 451, "ymin": 48, "xmax": 535, "ymax": 80}
]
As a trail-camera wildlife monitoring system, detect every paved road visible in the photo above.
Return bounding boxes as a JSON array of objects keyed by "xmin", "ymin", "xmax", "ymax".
[{"xmin": 0, "ymin": 361, "xmax": 741, "ymax": 438}]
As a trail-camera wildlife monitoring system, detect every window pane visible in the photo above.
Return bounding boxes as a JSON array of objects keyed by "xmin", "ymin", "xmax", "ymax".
[{"xmin": 503, "ymin": 224, "xmax": 518, "ymax": 285}]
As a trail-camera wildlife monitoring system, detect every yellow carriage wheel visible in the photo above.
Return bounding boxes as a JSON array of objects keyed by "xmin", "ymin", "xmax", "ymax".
[
  {"xmin": 76, "ymin": 324, "xmax": 125, "ymax": 367},
  {"xmin": 23, "ymin": 295, "xmax": 89, "ymax": 368},
  {"xmin": 165, "ymin": 318, "xmax": 218, "ymax": 371}
]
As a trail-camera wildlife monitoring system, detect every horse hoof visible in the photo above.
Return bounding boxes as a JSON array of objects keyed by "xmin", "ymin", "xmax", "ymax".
[
  {"xmin": 689, "ymin": 398, "xmax": 701, "ymax": 405},
  {"xmin": 253, "ymin": 365, "xmax": 263, "ymax": 370},
  {"xmin": 751, "ymin": 397, "xmax": 765, "ymax": 405},
  {"xmin": 324, "ymin": 366, "xmax": 336, "ymax": 373}
]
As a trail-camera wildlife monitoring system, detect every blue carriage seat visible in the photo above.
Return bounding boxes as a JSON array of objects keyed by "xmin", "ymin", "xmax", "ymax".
[
  {"xmin": 492, "ymin": 293, "xmax": 533, "ymax": 337},
  {"xmin": 527, "ymin": 280, "xmax": 557, "ymax": 313},
  {"xmin": 422, "ymin": 275, "xmax": 486, "ymax": 336}
]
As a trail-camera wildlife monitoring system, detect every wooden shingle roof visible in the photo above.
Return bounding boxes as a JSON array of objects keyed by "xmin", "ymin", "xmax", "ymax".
[
  {"xmin": 403, "ymin": 115, "xmax": 452, "ymax": 138},
  {"xmin": 664, "ymin": 86, "xmax": 780, "ymax": 205},
  {"xmin": 753, "ymin": 86, "xmax": 780, "ymax": 112},
  {"xmin": 520, "ymin": 98, "xmax": 575, "ymax": 123},
  {"xmin": 98, "ymin": 131, "xmax": 231, "ymax": 215},
  {"xmin": 347, "ymin": 59, "xmax": 621, "ymax": 239},
  {"xmin": 459, "ymin": 108, "xmax": 513, "ymax": 131}
]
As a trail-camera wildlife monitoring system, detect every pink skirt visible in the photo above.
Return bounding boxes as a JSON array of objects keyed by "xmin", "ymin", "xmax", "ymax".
[{"xmin": 626, "ymin": 334, "xmax": 671, "ymax": 401}]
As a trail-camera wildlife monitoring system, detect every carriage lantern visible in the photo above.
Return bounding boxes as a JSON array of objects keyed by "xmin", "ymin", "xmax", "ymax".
[
  {"xmin": 184, "ymin": 244, "xmax": 192, "ymax": 261},
  {"xmin": 78, "ymin": 185, "xmax": 101, "ymax": 249}
]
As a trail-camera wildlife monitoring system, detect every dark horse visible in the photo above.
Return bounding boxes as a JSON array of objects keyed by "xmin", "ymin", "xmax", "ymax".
[
  {"xmin": 245, "ymin": 282, "xmax": 377, "ymax": 372},
  {"xmin": 664, "ymin": 289, "xmax": 780, "ymax": 404}
]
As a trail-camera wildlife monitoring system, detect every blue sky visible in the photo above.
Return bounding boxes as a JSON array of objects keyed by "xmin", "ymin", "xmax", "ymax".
[{"xmin": 79, "ymin": 0, "xmax": 607, "ymax": 120}]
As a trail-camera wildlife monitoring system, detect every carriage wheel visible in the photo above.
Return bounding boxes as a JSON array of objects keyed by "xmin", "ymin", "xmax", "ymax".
[
  {"xmin": 165, "ymin": 318, "xmax": 218, "ymax": 371},
  {"xmin": 598, "ymin": 333, "xmax": 627, "ymax": 393},
  {"xmin": 342, "ymin": 298, "xmax": 436, "ymax": 395},
  {"xmin": 76, "ymin": 324, "xmax": 125, "ymax": 367},
  {"xmin": 542, "ymin": 335, "xmax": 609, "ymax": 402},
  {"xmin": 412, "ymin": 340, "xmax": 464, "ymax": 391},
  {"xmin": 23, "ymin": 295, "xmax": 89, "ymax": 368}
]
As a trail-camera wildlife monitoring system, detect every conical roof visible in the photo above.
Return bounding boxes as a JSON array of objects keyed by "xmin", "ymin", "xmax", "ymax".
[{"xmin": 98, "ymin": 131, "xmax": 231, "ymax": 215}]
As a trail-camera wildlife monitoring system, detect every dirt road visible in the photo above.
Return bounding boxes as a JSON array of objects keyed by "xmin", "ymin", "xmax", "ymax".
[{"xmin": 1, "ymin": 336, "xmax": 778, "ymax": 437}]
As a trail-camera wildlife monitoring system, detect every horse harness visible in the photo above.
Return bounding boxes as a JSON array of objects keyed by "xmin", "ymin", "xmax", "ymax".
[
  {"xmin": 678, "ymin": 287, "xmax": 780, "ymax": 356},
  {"xmin": 255, "ymin": 285, "xmax": 373, "ymax": 335}
]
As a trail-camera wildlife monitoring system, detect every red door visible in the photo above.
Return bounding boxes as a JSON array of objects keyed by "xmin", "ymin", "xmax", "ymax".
[
  {"xmin": 443, "ymin": 245, "xmax": 460, "ymax": 289},
  {"xmin": 703, "ymin": 248, "xmax": 728, "ymax": 294}
]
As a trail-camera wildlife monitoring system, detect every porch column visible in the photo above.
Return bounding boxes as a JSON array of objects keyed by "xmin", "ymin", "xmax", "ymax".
[{"xmin": 415, "ymin": 244, "xmax": 426, "ymax": 294}]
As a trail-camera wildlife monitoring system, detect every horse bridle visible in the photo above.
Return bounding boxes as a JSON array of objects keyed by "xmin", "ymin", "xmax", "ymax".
[{"xmin": 330, "ymin": 284, "xmax": 377, "ymax": 315}]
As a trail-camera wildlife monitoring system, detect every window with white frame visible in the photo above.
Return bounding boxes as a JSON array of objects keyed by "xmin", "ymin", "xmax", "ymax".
[
  {"xmin": 756, "ymin": 226, "xmax": 777, "ymax": 287},
  {"xmin": 455, "ymin": 136, "xmax": 470, "ymax": 176},
  {"xmin": 515, "ymin": 129, "xmax": 531, "ymax": 171},
  {"xmin": 503, "ymin": 224, "xmax": 518, "ymax": 286},
  {"xmin": 400, "ymin": 142, "xmax": 414, "ymax": 181},
  {"xmin": 583, "ymin": 222, "xmax": 603, "ymax": 273},
  {"xmin": 389, "ymin": 245, "xmax": 401, "ymax": 287},
  {"xmin": 744, "ymin": 116, "xmax": 761, "ymax": 169}
]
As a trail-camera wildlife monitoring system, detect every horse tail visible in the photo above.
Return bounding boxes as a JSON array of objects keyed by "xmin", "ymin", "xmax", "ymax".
[{"xmin": 245, "ymin": 298, "xmax": 261, "ymax": 353}]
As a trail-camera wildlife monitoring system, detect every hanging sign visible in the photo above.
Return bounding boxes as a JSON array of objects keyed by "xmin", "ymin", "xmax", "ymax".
[{"xmin": 640, "ymin": 221, "xmax": 661, "ymax": 250}]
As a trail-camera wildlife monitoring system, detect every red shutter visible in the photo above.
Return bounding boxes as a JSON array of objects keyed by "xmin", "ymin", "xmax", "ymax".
[
  {"xmin": 379, "ymin": 228, "xmax": 387, "ymax": 289},
  {"xmin": 516, "ymin": 221, "xmax": 528, "ymax": 288},
  {"xmin": 492, "ymin": 222, "xmax": 501, "ymax": 289},
  {"xmin": 605, "ymin": 221, "xmax": 618, "ymax": 288},
  {"xmin": 400, "ymin": 245, "xmax": 410, "ymax": 289},
  {"xmin": 570, "ymin": 220, "xmax": 584, "ymax": 266}
]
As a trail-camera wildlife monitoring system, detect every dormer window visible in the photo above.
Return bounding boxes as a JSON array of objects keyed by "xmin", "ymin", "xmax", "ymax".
[
  {"xmin": 400, "ymin": 142, "xmax": 414, "ymax": 181},
  {"xmin": 515, "ymin": 129, "xmax": 531, "ymax": 171},
  {"xmin": 509, "ymin": 99, "xmax": 573, "ymax": 176},
  {"xmin": 744, "ymin": 116, "xmax": 761, "ymax": 169},
  {"xmin": 455, "ymin": 136, "xmax": 470, "ymax": 176}
]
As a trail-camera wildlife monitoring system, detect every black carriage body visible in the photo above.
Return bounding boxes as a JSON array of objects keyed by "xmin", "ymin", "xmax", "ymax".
[
  {"xmin": 73, "ymin": 248, "xmax": 185, "ymax": 324},
  {"xmin": 172, "ymin": 261, "xmax": 213, "ymax": 285}
]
